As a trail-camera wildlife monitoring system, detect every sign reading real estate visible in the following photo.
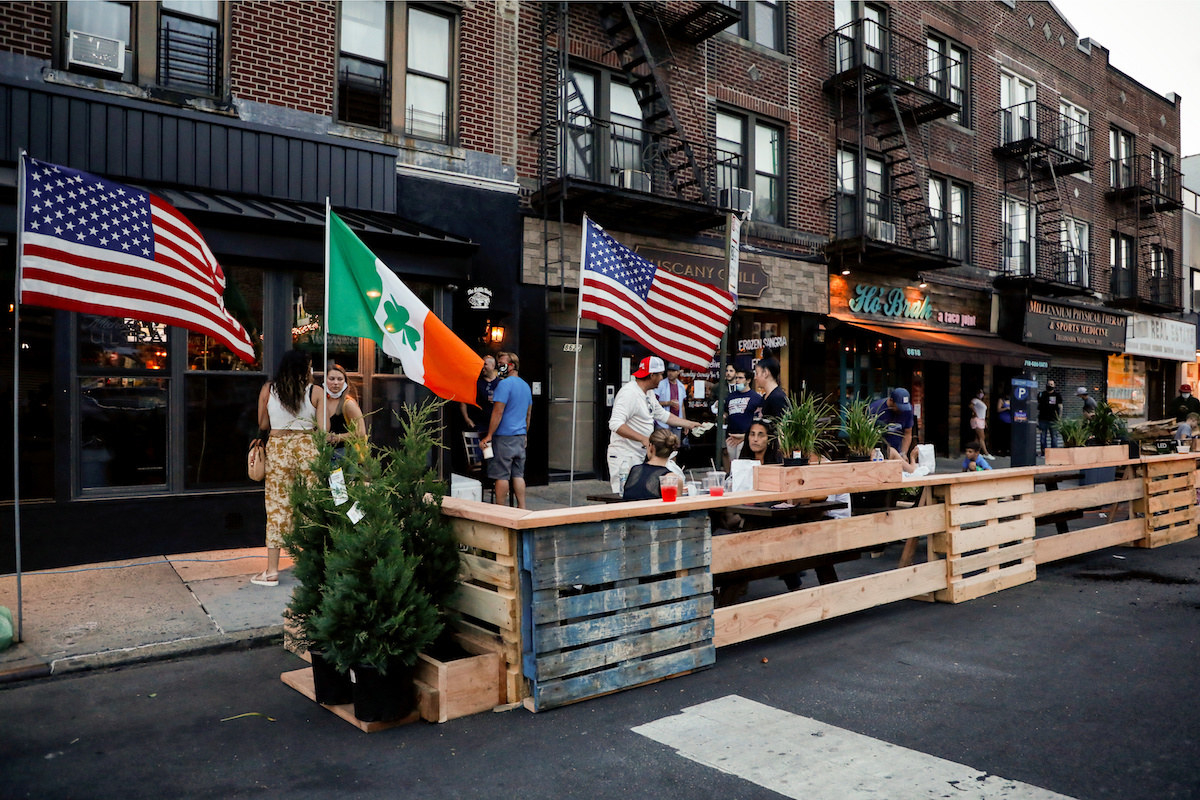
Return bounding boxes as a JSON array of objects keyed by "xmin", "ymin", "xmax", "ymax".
[
  {"xmin": 1124, "ymin": 313, "xmax": 1196, "ymax": 362},
  {"xmin": 1023, "ymin": 298, "xmax": 1126, "ymax": 352}
]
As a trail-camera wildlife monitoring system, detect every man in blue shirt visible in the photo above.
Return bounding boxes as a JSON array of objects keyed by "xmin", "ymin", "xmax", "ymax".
[
  {"xmin": 482, "ymin": 351, "xmax": 532, "ymax": 508},
  {"xmin": 724, "ymin": 367, "xmax": 763, "ymax": 464},
  {"xmin": 868, "ymin": 387, "xmax": 915, "ymax": 461}
]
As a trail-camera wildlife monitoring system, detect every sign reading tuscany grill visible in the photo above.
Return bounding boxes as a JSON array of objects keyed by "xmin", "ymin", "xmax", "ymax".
[{"xmin": 1023, "ymin": 298, "xmax": 1126, "ymax": 352}]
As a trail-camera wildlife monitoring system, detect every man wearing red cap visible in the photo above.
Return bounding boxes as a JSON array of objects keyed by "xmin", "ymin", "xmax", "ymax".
[
  {"xmin": 607, "ymin": 356, "xmax": 699, "ymax": 493},
  {"xmin": 1170, "ymin": 383, "xmax": 1200, "ymax": 422}
]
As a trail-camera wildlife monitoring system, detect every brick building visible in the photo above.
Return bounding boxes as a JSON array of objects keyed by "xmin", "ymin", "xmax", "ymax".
[{"xmin": 0, "ymin": 1, "xmax": 1185, "ymax": 567}]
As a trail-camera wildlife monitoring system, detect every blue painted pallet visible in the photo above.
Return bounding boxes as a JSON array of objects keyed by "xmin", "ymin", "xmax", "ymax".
[{"xmin": 520, "ymin": 511, "xmax": 715, "ymax": 710}]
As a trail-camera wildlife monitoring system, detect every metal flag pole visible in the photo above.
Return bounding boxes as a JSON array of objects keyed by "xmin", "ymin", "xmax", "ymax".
[
  {"xmin": 568, "ymin": 214, "xmax": 587, "ymax": 507},
  {"xmin": 322, "ymin": 198, "xmax": 330, "ymax": 408},
  {"xmin": 715, "ymin": 210, "xmax": 743, "ymax": 468},
  {"xmin": 11, "ymin": 151, "xmax": 27, "ymax": 642}
]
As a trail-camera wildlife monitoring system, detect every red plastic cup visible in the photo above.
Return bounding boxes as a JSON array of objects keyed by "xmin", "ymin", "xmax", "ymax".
[
  {"xmin": 661, "ymin": 484, "xmax": 678, "ymax": 502},
  {"xmin": 708, "ymin": 485, "xmax": 724, "ymax": 497}
]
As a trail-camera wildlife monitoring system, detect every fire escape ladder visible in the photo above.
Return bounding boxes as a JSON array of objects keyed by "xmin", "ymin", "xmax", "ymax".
[
  {"xmin": 877, "ymin": 85, "xmax": 938, "ymax": 252},
  {"xmin": 538, "ymin": 2, "xmax": 571, "ymax": 301},
  {"xmin": 598, "ymin": 2, "xmax": 705, "ymax": 201}
]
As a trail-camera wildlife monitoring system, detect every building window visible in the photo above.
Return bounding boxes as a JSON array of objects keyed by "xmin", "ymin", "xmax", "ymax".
[
  {"xmin": 1002, "ymin": 197, "xmax": 1033, "ymax": 275},
  {"xmin": 1058, "ymin": 100, "xmax": 1089, "ymax": 160},
  {"xmin": 927, "ymin": 34, "xmax": 968, "ymax": 126},
  {"xmin": 1190, "ymin": 268, "xmax": 1200, "ymax": 313},
  {"xmin": 1149, "ymin": 146, "xmax": 1174, "ymax": 195},
  {"xmin": 717, "ymin": 111, "xmax": 783, "ymax": 224},
  {"xmin": 1060, "ymin": 217, "xmax": 1089, "ymax": 287},
  {"xmin": 1150, "ymin": 245, "xmax": 1174, "ymax": 304},
  {"xmin": 929, "ymin": 176, "xmax": 968, "ymax": 260},
  {"xmin": 725, "ymin": 1, "xmax": 783, "ymax": 51},
  {"xmin": 338, "ymin": 0, "xmax": 389, "ymax": 129},
  {"xmin": 63, "ymin": 0, "xmax": 135, "ymax": 82},
  {"xmin": 1110, "ymin": 127, "xmax": 1134, "ymax": 189},
  {"xmin": 832, "ymin": 1, "xmax": 887, "ymax": 72},
  {"xmin": 158, "ymin": 0, "xmax": 220, "ymax": 96},
  {"xmin": 1000, "ymin": 71, "xmax": 1036, "ymax": 145},
  {"xmin": 405, "ymin": 6, "xmax": 453, "ymax": 141},
  {"xmin": 1110, "ymin": 231, "xmax": 1135, "ymax": 295},
  {"xmin": 566, "ymin": 69, "xmax": 643, "ymax": 185},
  {"xmin": 836, "ymin": 148, "xmax": 885, "ymax": 237}
]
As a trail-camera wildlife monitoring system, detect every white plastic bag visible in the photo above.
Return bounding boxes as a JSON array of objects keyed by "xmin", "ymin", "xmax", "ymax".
[{"xmin": 730, "ymin": 459, "xmax": 757, "ymax": 492}]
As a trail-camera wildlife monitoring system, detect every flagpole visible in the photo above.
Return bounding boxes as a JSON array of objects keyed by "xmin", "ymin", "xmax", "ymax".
[
  {"xmin": 568, "ymin": 214, "xmax": 588, "ymax": 507},
  {"xmin": 323, "ymin": 198, "xmax": 330, "ymax": 402},
  {"xmin": 12, "ymin": 151, "xmax": 27, "ymax": 643}
]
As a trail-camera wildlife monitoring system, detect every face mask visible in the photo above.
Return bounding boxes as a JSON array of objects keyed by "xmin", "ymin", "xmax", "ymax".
[
  {"xmin": 735, "ymin": 383, "xmax": 746, "ymax": 393},
  {"xmin": 1185, "ymin": 393, "xmax": 1192, "ymax": 399},
  {"xmin": 498, "ymin": 363, "xmax": 509, "ymax": 375},
  {"xmin": 326, "ymin": 384, "xmax": 347, "ymax": 399}
]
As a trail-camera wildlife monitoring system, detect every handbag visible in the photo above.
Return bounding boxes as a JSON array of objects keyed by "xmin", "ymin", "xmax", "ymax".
[{"xmin": 247, "ymin": 439, "xmax": 266, "ymax": 482}]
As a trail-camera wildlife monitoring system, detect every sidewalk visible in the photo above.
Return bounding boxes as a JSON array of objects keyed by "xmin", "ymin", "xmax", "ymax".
[{"xmin": 0, "ymin": 458, "xmax": 1010, "ymax": 685}]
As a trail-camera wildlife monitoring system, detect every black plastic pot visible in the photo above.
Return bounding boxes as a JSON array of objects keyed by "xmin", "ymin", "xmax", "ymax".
[
  {"xmin": 846, "ymin": 453, "xmax": 871, "ymax": 463},
  {"xmin": 350, "ymin": 663, "xmax": 416, "ymax": 722},
  {"xmin": 310, "ymin": 650, "xmax": 354, "ymax": 706},
  {"xmin": 782, "ymin": 456, "xmax": 806, "ymax": 467}
]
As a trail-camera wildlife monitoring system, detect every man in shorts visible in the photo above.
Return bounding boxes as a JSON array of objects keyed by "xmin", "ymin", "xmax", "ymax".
[{"xmin": 482, "ymin": 351, "xmax": 532, "ymax": 508}]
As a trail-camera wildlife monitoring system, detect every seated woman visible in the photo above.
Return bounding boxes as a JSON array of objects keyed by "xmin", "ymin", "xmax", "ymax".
[
  {"xmin": 622, "ymin": 429, "xmax": 680, "ymax": 501},
  {"xmin": 742, "ymin": 419, "xmax": 782, "ymax": 465}
]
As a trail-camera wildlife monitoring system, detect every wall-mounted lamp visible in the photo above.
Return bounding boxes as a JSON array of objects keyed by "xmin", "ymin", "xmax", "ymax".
[
  {"xmin": 841, "ymin": 268, "xmax": 851, "ymax": 276},
  {"xmin": 488, "ymin": 324, "xmax": 506, "ymax": 344}
]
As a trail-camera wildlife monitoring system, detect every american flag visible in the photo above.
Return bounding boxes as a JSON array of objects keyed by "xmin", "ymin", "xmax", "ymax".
[
  {"xmin": 18, "ymin": 156, "xmax": 256, "ymax": 363},
  {"xmin": 579, "ymin": 216, "xmax": 735, "ymax": 370}
]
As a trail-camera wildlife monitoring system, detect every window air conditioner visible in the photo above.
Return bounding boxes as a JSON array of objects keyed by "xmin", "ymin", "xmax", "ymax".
[
  {"xmin": 68, "ymin": 30, "xmax": 126, "ymax": 75},
  {"xmin": 866, "ymin": 219, "xmax": 897, "ymax": 244},
  {"xmin": 719, "ymin": 187, "xmax": 753, "ymax": 214},
  {"xmin": 1071, "ymin": 141, "xmax": 1087, "ymax": 159},
  {"xmin": 618, "ymin": 169, "xmax": 651, "ymax": 193}
]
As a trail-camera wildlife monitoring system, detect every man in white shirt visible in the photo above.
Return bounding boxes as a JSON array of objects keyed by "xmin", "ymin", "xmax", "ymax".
[
  {"xmin": 655, "ymin": 362, "xmax": 687, "ymax": 441},
  {"xmin": 608, "ymin": 356, "xmax": 698, "ymax": 493}
]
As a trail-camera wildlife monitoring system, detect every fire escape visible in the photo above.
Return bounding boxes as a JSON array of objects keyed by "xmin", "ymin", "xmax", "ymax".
[
  {"xmin": 531, "ymin": 2, "xmax": 741, "ymax": 298},
  {"xmin": 821, "ymin": 18, "xmax": 962, "ymax": 277},
  {"xmin": 1105, "ymin": 152, "xmax": 1183, "ymax": 311},
  {"xmin": 993, "ymin": 100, "xmax": 1093, "ymax": 295}
]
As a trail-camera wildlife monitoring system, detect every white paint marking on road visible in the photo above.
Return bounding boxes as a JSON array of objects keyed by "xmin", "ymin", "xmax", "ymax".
[{"xmin": 632, "ymin": 695, "xmax": 1076, "ymax": 800}]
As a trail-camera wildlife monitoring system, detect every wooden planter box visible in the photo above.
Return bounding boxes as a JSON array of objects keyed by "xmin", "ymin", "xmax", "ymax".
[
  {"xmin": 1043, "ymin": 444, "xmax": 1128, "ymax": 466},
  {"xmin": 415, "ymin": 632, "xmax": 504, "ymax": 723},
  {"xmin": 753, "ymin": 459, "xmax": 902, "ymax": 493}
]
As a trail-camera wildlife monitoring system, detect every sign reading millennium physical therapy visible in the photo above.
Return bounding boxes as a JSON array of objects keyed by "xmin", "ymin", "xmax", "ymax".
[
  {"xmin": 1023, "ymin": 298, "xmax": 1126, "ymax": 352},
  {"xmin": 635, "ymin": 246, "xmax": 770, "ymax": 299}
]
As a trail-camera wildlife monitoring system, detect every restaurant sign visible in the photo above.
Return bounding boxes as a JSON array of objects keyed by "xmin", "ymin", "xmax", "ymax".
[
  {"xmin": 1023, "ymin": 298, "xmax": 1126, "ymax": 352},
  {"xmin": 1124, "ymin": 313, "xmax": 1196, "ymax": 361},
  {"xmin": 636, "ymin": 246, "xmax": 770, "ymax": 299},
  {"xmin": 848, "ymin": 283, "xmax": 933, "ymax": 321}
]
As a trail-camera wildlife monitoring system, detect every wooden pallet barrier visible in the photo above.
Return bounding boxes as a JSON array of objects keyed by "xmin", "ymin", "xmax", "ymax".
[
  {"xmin": 520, "ymin": 512, "xmax": 714, "ymax": 711},
  {"xmin": 1135, "ymin": 458, "xmax": 1199, "ymax": 548}
]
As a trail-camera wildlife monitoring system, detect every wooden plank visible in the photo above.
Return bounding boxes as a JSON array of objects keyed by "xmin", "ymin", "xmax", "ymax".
[
  {"xmin": 948, "ymin": 496, "xmax": 1033, "ymax": 527},
  {"xmin": 1146, "ymin": 506, "xmax": 1198, "ymax": 529},
  {"xmin": 450, "ymin": 581, "xmax": 517, "ymax": 631},
  {"xmin": 458, "ymin": 552, "xmax": 515, "ymax": 590},
  {"xmin": 1034, "ymin": 519, "xmax": 1144, "ymax": 563},
  {"xmin": 947, "ymin": 517, "xmax": 1034, "ymax": 555},
  {"xmin": 936, "ymin": 561, "xmax": 1035, "ymax": 604},
  {"xmin": 1147, "ymin": 491, "xmax": 1196, "ymax": 515},
  {"xmin": 531, "ymin": 571, "xmax": 712, "ymax": 625},
  {"xmin": 281, "ymin": 668, "xmax": 419, "ymax": 732},
  {"xmin": 534, "ymin": 595, "xmax": 713, "ymax": 653},
  {"xmin": 1145, "ymin": 473, "xmax": 1192, "ymax": 494},
  {"xmin": 1030, "ymin": 481, "xmax": 1143, "ymax": 517},
  {"xmin": 712, "ymin": 562, "xmax": 947, "ymax": 647},
  {"xmin": 948, "ymin": 541, "xmax": 1036, "ymax": 577},
  {"xmin": 527, "ymin": 537, "xmax": 711, "ymax": 590},
  {"xmin": 534, "ymin": 618, "xmax": 713, "ymax": 681},
  {"xmin": 946, "ymin": 475, "xmax": 1033, "ymax": 505},
  {"xmin": 414, "ymin": 648, "xmax": 503, "ymax": 724},
  {"xmin": 450, "ymin": 518, "xmax": 516, "ymax": 556},
  {"xmin": 711, "ymin": 504, "xmax": 945, "ymax": 573},
  {"xmin": 529, "ymin": 517, "xmax": 707, "ymax": 559},
  {"xmin": 532, "ymin": 644, "xmax": 715, "ymax": 710},
  {"xmin": 1132, "ymin": 525, "xmax": 1199, "ymax": 548},
  {"xmin": 753, "ymin": 460, "xmax": 903, "ymax": 492},
  {"xmin": 1044, "ymin": 444, "xmax": 1128, "ymax": 466}
]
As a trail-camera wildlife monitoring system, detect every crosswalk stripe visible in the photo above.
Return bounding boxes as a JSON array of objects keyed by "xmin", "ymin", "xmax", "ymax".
[{"xmin": 632, "ymin": 695, "xmax": 1076, "ymax": 800}]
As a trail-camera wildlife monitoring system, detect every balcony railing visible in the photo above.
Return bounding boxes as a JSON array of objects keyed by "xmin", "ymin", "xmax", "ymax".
[
  {"xmin": 1150, "ymin": 274, "xmax": 1177, "ymax": 306},
  {"xmin": 822, "ymin": 19, "xmax": 959, "ymax": 99},
  {"xmin": 834, "ymin": 189, "xmax": 948, "ymax": 255},
  {"xmin": 1109, "ymin": 153, "xmax": 1183, "ymax": 209},
  {"xmin": 553, "ymin": 113, "xmax": 740, "ymax": 205},
  {"xmin": 997, "ymin": 241, "xmax": 1092, "ymax": 289},
  {"xmin": 995, "ymin": 101, "xmax": 1091, "ymax": 167}
]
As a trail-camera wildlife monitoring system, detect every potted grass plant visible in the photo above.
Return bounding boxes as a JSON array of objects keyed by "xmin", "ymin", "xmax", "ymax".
[
  {"xmin": 1046, "ymin": 412, "xmax": 1127, "ymax": 467},
  {"xmin": 773, "ymin": 391, "xmax": 838, "ymax": 465},
  {"xmin": 842, "ymin": 398, "xmax": 888, "ymax": 461}
]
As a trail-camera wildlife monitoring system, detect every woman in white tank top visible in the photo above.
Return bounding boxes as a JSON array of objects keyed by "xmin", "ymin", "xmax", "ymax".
[{"xmin": 252, "ymin": 350, "xmax": 326, "ymax": 586}]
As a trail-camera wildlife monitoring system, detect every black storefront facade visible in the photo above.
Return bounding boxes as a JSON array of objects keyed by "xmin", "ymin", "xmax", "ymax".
[{"xmin": 0, "ymin": 78, "xmax": 517, "ymax": 571}]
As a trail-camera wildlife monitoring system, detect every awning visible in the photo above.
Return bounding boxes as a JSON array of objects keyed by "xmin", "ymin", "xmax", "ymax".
[{"xmin": 834, "ymin": 318, "xmax": 1050, "ymax": 368}]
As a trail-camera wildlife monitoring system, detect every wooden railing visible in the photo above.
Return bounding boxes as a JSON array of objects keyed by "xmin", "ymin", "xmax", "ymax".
[{"xmin": 440, "ymin": 453, "xmax": 1197, "ymax": 710}]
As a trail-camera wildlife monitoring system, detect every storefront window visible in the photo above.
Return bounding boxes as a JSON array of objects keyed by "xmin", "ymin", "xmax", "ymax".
[
  {"xmin": 184, "ymin": 373, "xmax": 264, "ymax": 488},
  {"xmin": 186, "ymin": 265, "xmax": 264, "ymax": 371},
  {"xmin": 292, "ymin": 271, "xmax": 359, "ymax": 371},
  {"xmin": 79, "ymin": 376, "xmax": 168, "ymax": 490},
  {"xmin": 0, "ymin": 302, "xmax": 54, "ymax": 501},
  {"xmin": 79, "ymin": 316, "xmax": 171, "ymax": 370}
]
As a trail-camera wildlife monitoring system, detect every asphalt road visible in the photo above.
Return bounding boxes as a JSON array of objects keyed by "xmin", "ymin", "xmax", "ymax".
[{"xmin": 2, "ymin": 539, "xmax": 1198, "ymax": 800}]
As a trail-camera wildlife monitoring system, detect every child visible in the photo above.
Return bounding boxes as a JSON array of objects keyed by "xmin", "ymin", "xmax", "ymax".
[{"xmin": 962, "ymin": 441, "xmax": 992, "ymax": 472}]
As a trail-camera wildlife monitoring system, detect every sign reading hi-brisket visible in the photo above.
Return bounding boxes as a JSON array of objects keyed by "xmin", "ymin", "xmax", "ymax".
[
  {"xmin": 1023, "ymin": 298, "xmax": 1126, "ymax": 352},
  {"xmin": 635, "ymin": 246, "xmax": 769, "ymax": 298}
]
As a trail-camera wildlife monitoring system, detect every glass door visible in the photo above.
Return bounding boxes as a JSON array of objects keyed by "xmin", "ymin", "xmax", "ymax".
[{"xmin": 547, "ymin": 332, "xmax": 597, "ymax": 476}]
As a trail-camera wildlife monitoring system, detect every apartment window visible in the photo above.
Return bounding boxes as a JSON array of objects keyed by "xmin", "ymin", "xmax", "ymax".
[
  {"xmin": 717, "ymin": 112, "xmax": 783, "ymax": 224},
  {"xmin": 1110, "ymin": 127, "xmax": 1134, "ymax": 189},
  {"xmin": 1190, "ymin": 269, "xmax": 1200, "ymax": 313},
  {"xmin": 1002, "ymin": 197, "xmax": 1033, "ymax": 275},
  {"xmin": 405, "ymin": 7, "xmax": 453, "ymax": 141},
  {"xmin": 566, "ymin": 70, "xmax": 643, "ymax": 185},
  {"xmin": 64, "ymin": 1, "xmax": 134, "ymax": 82},
  {"xmin": 725, "ymin": 1, "xmax": 783, "ymax": 51},
  {"xmin": 1150, "ymin": 246, "xmax": 1174, "ymax": 304},
  {"xmin": 1058, "ymin": 100, "xmax": 1089, "ymax": 160},
  {"xmin": 1000, "ymin": 72, "xmax": 1036, "ymax": 145},
  {"xmin": 1060, "ymin": 217, "xmax": 1089, "ymax": 287},
  {"xmin": 929, "ymin": 176, "xmax": 968, "ymax": 260},
  {"xmin": 837, "ymin": 148, "xmax": 886, "ymax": 236},
  {"xmin": 1150, "ymin": 147, "xmax": 1173, "ymax": 195},
  {"xmin": 338, "ymin": 0, "xmax": 389, "ymax": 129},
  {"xmin": 1110, "ymin": 232, "xmax": 1135, "ymax": 295},
  {"xmin": 927, "ymin": 35, "xmax": 968, "ymax": 126},
  {"xmin": 158, "ymin": 1, "xmax": 220, "ymax": 95}
]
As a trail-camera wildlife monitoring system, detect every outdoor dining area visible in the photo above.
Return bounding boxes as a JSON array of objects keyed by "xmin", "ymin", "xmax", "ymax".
[{"xmin": 437, "ymin": 452, "xmax": 1198, "ymax": 713}]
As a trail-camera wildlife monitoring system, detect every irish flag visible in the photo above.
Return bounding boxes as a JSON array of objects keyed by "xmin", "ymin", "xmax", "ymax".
[{"xmin": 327, "ymin": 209, "xmax": 483, "ymax": 404}]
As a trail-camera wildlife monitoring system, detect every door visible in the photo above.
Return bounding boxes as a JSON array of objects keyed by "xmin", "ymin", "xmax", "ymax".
[{"xmin": 547, "ymin": 332, "xmax": 597, "ymax": 477}]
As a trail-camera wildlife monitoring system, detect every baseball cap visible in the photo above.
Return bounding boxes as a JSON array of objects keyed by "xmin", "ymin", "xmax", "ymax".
[
  {"xmin": 1182, "ymin": 384, "xmax": 1192, "ymax": 393},
  {"xmin": 1076, "ymin": 387, "xmax": 1088, "ymax": 396},
  {"xmin": 632, "ymin": 356, "xmax": 666, "ymax": 378},
  {"xmin": 889, "ymin": 387, "xmax": 912, "ymax": 411},
  {"xmin": 665, "ymin": 362, "xmax": 682, "ymax": 371}
]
